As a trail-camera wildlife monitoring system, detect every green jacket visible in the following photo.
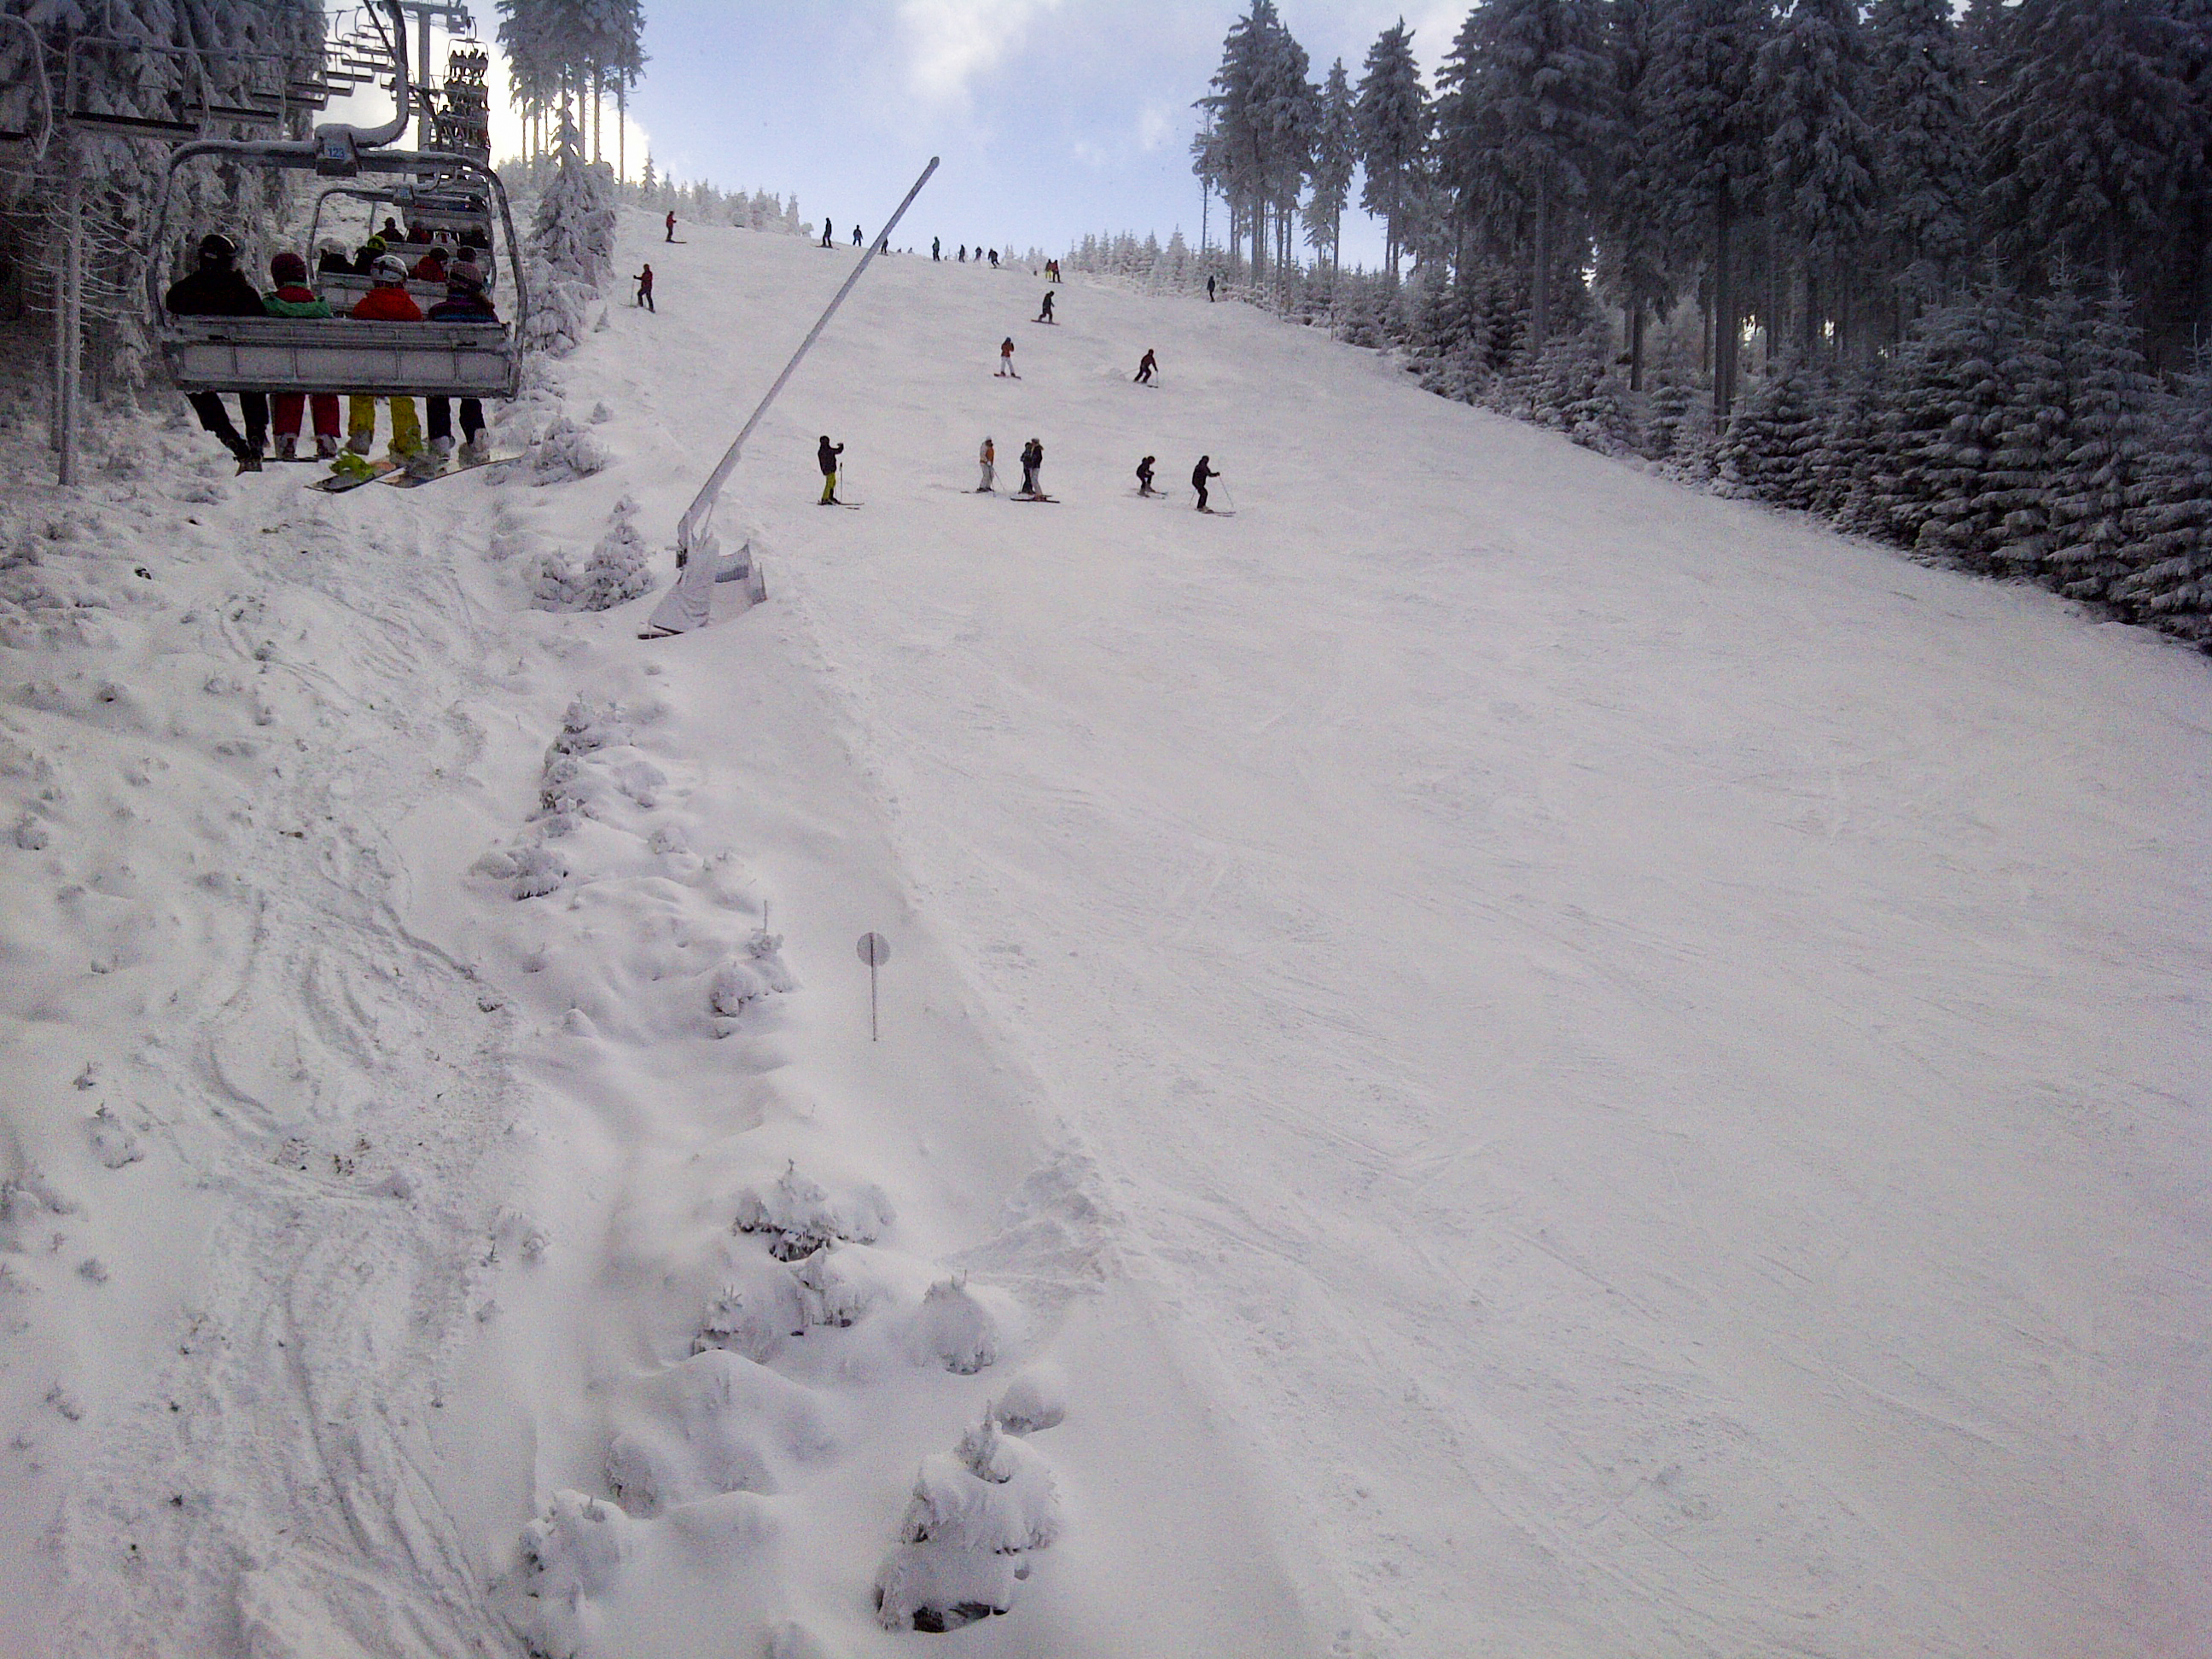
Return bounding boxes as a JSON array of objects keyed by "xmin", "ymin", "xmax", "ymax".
[{"xmin": 261, "ymin": 283, "xmax": 333, "ymax": 319}]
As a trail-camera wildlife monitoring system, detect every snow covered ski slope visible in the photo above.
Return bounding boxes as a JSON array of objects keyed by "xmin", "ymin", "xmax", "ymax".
[{"xmin": 0, "ymin": 205, "xmax": 2204, "ymax": 1659}]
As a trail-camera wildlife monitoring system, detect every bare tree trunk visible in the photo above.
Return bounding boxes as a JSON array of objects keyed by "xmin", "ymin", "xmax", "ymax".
[
  {"xmin": 1629, "ymin": 302, "xmax": 1646, "ymax": 392},
  {"xmin": 618, "ymin": 84, "xmax": 626, "ymax": 183},
  {"xmin": 1532, "ymin": 174, "xmax": 1551, "ymax": 357},
  {"xmin": 1715, "ymin": 193, "xmax": 1737, "ymax": 422}
]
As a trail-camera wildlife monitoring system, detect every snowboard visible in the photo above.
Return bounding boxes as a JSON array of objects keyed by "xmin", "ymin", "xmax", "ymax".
[
  {"xmin": 380, "ymin": 452, "xmax": 521, "ymax": 488},
  {"xmin": 1010, "ymin": 492, "xmax": 1060, "ymax": 504},
  {"xmin": 311, "ymin": 458, "xmax": 399, "ymax": 493}
]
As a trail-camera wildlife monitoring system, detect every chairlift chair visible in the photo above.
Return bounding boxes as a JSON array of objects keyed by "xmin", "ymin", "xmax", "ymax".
[{"xmin": 149, "ymin": 0, "xmax": 527, "ymax": 406}]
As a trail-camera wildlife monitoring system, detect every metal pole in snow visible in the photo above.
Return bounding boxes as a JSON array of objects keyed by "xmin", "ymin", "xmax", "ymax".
[
  {"xmin": 674, "ymin": 156, "xmax": 939, "ymax": 562},
  {"xmin": 856, "ymin": 933, "xmax": 890, "ymax": 1042}
]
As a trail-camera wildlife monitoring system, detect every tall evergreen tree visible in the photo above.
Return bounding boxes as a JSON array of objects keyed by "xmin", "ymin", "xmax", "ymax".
[
  {"xmin": 1356, "ymin": 20, "xmax": 1431, "ymax": 282},
  {"xmin": 1865, "ymin": 0, "xmax": 1974, "ymax": 328},
  {"xmin": 1643, "ymin": 0, "xmax": 1773, "ymax": 419},
  {"xmin": 1981, "ymin": 0, "xmax": 2201, "ymax": 320},
  {"xmin": 1304, "ymin": 59, "xmax": 1358, "ymax": 278},
  {"xmin": 1758, "ymin": 0, "xmax": 1878, "ymax": 353},
  {"xmin": 1440, "ymin": 0, "xmax": 1617, "ymax": 355},
  {"xmin": 1596, "ymin": 0, "xmax": 1675, "ymax": 390}
]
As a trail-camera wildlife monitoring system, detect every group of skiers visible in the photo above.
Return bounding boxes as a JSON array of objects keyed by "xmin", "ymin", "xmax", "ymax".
[{"xmin": 165, "ymin": 231, "xmax": 498, "ymax": 476}]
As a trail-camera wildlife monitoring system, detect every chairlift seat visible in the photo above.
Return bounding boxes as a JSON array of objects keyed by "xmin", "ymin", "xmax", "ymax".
[
  {"xmin": 161, "ymin": 317, "xmax": 516, "ymax": 399},
  {"xmin": 315, "ymin": 270, "xmax": 496, "ymax": 311}
]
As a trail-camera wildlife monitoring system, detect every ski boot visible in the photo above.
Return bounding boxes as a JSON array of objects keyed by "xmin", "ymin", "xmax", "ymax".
[{"xmin": 275, "ymin": 435, "xmax": 298, "ymax": 463}]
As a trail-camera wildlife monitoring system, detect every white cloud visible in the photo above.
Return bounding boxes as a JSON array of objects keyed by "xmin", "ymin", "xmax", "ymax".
[
  {"xmin": 1137, "ymin": 102, "xmax": 1172, "ymax": 152},
  {"xmin": 898, "ymin": 0, "xmax": 1062, "ymax": 105}
]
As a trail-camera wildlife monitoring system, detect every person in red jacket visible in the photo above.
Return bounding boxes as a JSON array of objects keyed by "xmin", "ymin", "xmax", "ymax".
[
  {"xmin": 346, "ymin": 253, "xmax": 425, "ymax": 458},
  {"xmin": 410, "ymin": 242, "xmax": 448, "ymax": 284},
  {"xmin": 665, "ymin": 209, "xmax": 677, "ymax": 242}
]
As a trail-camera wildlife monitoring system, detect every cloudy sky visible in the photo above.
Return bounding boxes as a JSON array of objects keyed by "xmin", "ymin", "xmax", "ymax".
[{"xmin": 366, "ymin": 2, "xmax": 1470, "ymax": 269}]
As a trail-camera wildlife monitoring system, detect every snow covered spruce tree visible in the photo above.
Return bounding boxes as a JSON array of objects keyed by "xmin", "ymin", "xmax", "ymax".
[
  {"xmin": 1864, "ymin": 0, "xmax": 1975, "ymax": 329},
  {"xmin": 1355, "ymin": 20, "xmax": 1431, "ymax": 285},
  {"xmin": 1302, "ymin": 59, "xmax": 1357, "ymax": 291},
  {"xmin": 1756, "ymin": 0, "xmax": 1879, "ymax": 355},
  {"xmin": 527, "ymin": 113, "xmax": 617, "ymax": 357},
  {"xmin": 1193, "ymin": 3, "xmax": 1318, "ymax": 300},
  {"xmin": 0, "ymin": 1, "xmax": 325, "ymax": 397}
]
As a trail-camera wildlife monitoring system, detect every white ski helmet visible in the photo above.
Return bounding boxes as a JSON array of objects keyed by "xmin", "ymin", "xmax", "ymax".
[{"xmin": 370, "ymin": 253, "xmax": 409, "ymax": 285}]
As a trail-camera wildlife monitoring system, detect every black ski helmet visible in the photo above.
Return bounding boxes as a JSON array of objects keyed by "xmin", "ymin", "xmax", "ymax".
[{"xmin": 197, "ymin": 232, "xmax": 237, "ymax": 267}]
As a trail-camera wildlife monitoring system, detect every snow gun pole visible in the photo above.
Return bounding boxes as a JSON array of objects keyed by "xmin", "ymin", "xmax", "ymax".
[{"xmin": 675, "ymin": 156, "xmax": 939, "ymax": 562}]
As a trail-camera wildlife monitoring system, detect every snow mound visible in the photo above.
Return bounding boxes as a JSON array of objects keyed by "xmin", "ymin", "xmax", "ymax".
[
  {"xmin": 874, "ymin": 1414, "xmax": 1062, "ymax": 1633},
  {"xmin": 914, "ymin": 1273, "xmax": 998, "ymax": 1374},
  {"xmin": 992, "ymin": 1366, "xmax": 1068, "ymax": 1435},
  {"xmin": 603, "ymin": 1348, "xmax": 840, "ymax": 1515},
  {"xmin": 84, "ymin": 1105, "xmax": 143, "ymax": 1169},
  {"xmin": 521, "ymin": 1488, "xmax": 634, "ymax": 1601}
]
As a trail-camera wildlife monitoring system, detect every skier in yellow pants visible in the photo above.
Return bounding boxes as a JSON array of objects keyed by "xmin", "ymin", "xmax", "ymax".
[
  {"xmin": 346, "ymin": 393, "xmax": 422, "ymax": 457},
  {"xmin": 344, "ymin": 253, "xmax": 426, "ymax": 463}
]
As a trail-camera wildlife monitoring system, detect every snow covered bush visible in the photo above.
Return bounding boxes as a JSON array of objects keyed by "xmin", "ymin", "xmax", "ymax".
[
  {"xmin": 523, "ymin": 416, "xmax": 611, "ymax": 484},
  {"xmin": 732, "ymin": 1161, "xmax": 894, "ymax": 1255},
  {"xmin": 530, "ymin": 117, "xmax": 617, "ymax": 292},
  {"xmin": 534, "ymin": 496, "xmax": 654, "ymax": 612},
  {"xmin": 914, "ymin": 1274, "xmax": 999, "ymax": 1374},
  {"xmin": 874, "ymin": 1413, "xmax": 1062, "ymax": 1633}
]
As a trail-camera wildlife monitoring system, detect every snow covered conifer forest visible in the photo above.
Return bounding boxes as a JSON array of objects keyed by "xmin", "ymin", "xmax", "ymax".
[{"xmin": 1091, "ymin": 0, "xmax": 2212, "ymax": 644}]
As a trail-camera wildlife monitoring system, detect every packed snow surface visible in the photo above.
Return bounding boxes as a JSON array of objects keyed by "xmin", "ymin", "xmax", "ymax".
[{"xmin": 0, "ymin": 207, "xmax": 2205, "ymax": 1659}]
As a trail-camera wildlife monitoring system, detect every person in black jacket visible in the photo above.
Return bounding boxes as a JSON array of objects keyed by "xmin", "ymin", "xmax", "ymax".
[
  {"xmin": 164, "ymin": 233, "xmax": 269, "ymax": 469},
  {"xmin": 1019, "ymin": 437, "xmax": 1044, "ymax": 497},
  {"xmin": 425, "ymin": 261, "xmax": 499, "ymax": 464},
  {"xmin": 1133, "ymin": 348, "xmax": 1157, "ymax": 384},
  {"xmin": 818, "ymin": 434, "xmax": 845, "ymax": 504},
  {"xmin": 1136, "ymin": 456, "xmax": 1157, "ymax": 496},
  {"xmin": 1191, "ymin": 455, "xmax": 1218, "ymax": 512}
]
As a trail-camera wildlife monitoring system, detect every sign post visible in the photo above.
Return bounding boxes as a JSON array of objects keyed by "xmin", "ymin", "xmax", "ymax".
[{"xmin": 855, "ymin": 932, "xmax": 890, "ymax": 1041}]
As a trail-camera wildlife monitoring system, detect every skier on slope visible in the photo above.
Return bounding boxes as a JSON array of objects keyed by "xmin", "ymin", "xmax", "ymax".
[
  {"xmin": 260, "ymin": 252, "xmax": 341, "ymax": 463},
  {"xmin": 1206, "ymin": 273, "xmax": 1216, "ymax": 302},
  {"xmin": 634, "ymin": 263, "xmax": 655, "ymax": 311},
  {"xmin": 1192, "ymin": 455, "xmax": 1219, "ymax": 512},
  {"xmin": 853, "ymin": 224, "xmax": 863, "ymax": 247},
  {"xmin": 1018, "ymin": 437, "xmax": 1044, "ymax": 498},
  {"xmin": 933, "ymin": 236, "xmax": 941, "ymax": 261},
  {"xmin": 818, "ymin": 434, "xmax": 845, "ymax": 505},
  {"xmin": 163, "ymin": 233, "xmax": 269, "ymax": 470},
  {"xmin": 988, "ymin": 248, "xmax": 999, "ymax": 268},
  {"xmin": 977, "ymin": 436, "xmax": 996, "ymax": 492},
  {"xmin": 821, "ymin": 219, "xmax": 834, "ymax": 248},
  {"xmin": 997, "ymin": 336, "xmax": 1019, "ymax": 378},
  {"xmin": 1133, "ymin": 347, "xmax": 1157, "ymax": 384},
  {"xmin": 426, "ymin": 260, "xmax": 498, "ymax": 467},
  {"xmin": 666, "ymin": 209, "xmax": 677, "ymax": 242},
  {"xmin": 1136, "ymin": 456, "xmax": 1157, "ymax": 496},
  {"xmin": 1037, "ymin": 290, "xmax": 1055, "ymax": 323}
]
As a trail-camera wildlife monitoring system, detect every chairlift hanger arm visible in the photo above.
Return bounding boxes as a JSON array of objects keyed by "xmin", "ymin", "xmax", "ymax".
[{"xmin": 0, "ymin": 15, "xmax": 55, "ymax": 160}]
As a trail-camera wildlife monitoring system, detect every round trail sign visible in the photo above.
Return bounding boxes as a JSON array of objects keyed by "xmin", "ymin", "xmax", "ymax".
[{"xmin": 856, "ymin": 932, "xmax": 891, "ymax": 967}]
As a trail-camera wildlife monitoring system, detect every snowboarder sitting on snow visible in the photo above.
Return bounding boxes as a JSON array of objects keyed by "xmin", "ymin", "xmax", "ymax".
[
  {"xmin": 1036, "ymin": 291, "xmax": 1055, "ymax": 323},
  {"xmin": 164, "ymin": 232, "xmax": 270, "ymax": 470},
  {"xmin": 1136, "ymin": 456, "xmax": 1157, "ymax": 496},
  {"xmin": 818, "ymin": 434, "xmax": 845, "ymax": 504},
  {"xmin": 997, "ymin": 336, "xmax": 1019, "ymax": 378},
  {"xmin": 634, "ymin": 263, "xmax": 655, "ymax": 311},
  {"xmin": 1133, "ymin": 348, "xmax": 1157, "ymax": 385},
  {"xmin": 426, "ymin": 260, "xmax": 498, "ymax": 466},
  {"xmin": 260, "ymin": 252, "xmax": 341, "ymax": 463},
  {"xmin": 977, "ymin": 436, "xmax": 996, "ymax": 492},
  {"xmin": 346, "ymin": 253, "xmax": 427, "ymax": 464},
  {"xmin": 1192, "ymin": 456, "xmax": 1219, "ymax": 512},
  {"xmin": 1019, "ymin": 437, "xmax": 1044, "ymax": 497}
]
